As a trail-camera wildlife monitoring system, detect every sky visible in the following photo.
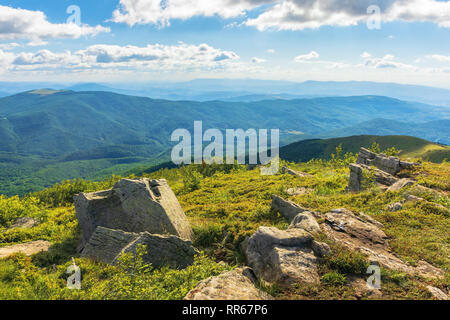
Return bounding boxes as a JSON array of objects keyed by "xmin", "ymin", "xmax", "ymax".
[{"xmin": 0, "ymin": 0, "xmax": 450, "ymax": 88}]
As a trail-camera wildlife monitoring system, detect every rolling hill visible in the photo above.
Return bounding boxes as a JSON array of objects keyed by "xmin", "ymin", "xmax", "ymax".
[{"xmin": 280, "ymin": 135, "xmax": 450, "ymax": 163}]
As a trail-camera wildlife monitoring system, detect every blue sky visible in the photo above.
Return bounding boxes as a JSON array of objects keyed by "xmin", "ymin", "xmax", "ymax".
[{"xmin": 0, "ymin": 0, "xmax": 449, "ymax": 88}]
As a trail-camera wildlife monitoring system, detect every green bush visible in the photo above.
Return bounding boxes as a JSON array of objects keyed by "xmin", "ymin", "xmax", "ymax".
[{"xmin": 321, "ymin": 271, "xmax": 347, "ymax": 286}]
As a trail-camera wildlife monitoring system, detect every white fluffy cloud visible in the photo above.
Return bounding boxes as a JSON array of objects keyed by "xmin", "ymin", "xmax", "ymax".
[
  {"xmin": 294, "ymin": 51, "xmax": 319, "ymax": 62},
  {"xmin": 111, "ymin": 0, "xmax": 272, "ymax": 26},
  {"xmin": 0, "ymin": 5, "xmax": 110, "ymax": 41},
  {"xmin": 360, "ymin": 53, "xmax": 417, "ymax": 70},
  {"xmin": 427, "ymin": 54, "xmax": 450, "ymax": 62},
  {"xmin": 245, "ymin": 0, "xmax": 450, "ymax": 31},
  {"xmin": 4, "ymin": 43, "xmax": 240, "ymax": 72},
  {"xmin": 111, "ymin": 0, "xmax": 450, "ymax": 30}
]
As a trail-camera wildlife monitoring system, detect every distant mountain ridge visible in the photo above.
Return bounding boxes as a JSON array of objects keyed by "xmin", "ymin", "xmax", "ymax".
[{"xmin": 2, "ymin": 79, "xmax": 450, "ymax": 105}]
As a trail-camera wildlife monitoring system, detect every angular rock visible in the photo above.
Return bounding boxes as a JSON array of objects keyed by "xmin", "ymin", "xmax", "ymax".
[
  {"xmin": 426, "ymin": 286, "xmax": 448, "ymax": 300},
  {"xmin": 271, "ymin": 195, "xmax": 309, "ymax": 221},
  {"xmin": 245, "ymin": 226, "xmax": 319, "ymax": 286},
  {"xmin": 405, "ymin": 194, "xmax": 424, "ymax": 203},
  {"xmin": 357, "ymin": 148, "xmax": 418, "ymax": 175},
  {"xmin": 0, "ymin": 240, "xmax": 51, "ymax": 259},
  {"xmin": 325, "ymin": 209, "xmax": 388, "ymax": 246},
  {"xmin": 81, "ymin": 226, "xmax": 197, "ymax": 268},
  {"xmin": 75, "ymin": 178, "xmax": 192, "ymax": 247},
  {"xmin": 348, "ymin": 163, "xmax": 399, "ymax": 192},
  {"xmin": 387, "ymin": 179, "xmax": 415, "ymax": 192},
  {"xmin": 288, "ymin": 212, "xmax": 321, "ymax": 234},
  {"xmin": 184, "ymin": 268, "xmax": 273, "ymax": 300}
]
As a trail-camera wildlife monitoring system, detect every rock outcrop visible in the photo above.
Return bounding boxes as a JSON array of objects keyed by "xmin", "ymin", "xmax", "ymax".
[
  {"xmin": 81, "ymin": 226, "xmax": 197, "ymax": 268},
  {"xmin": 184, "ymin": 268, "xmax": 273, "ymax": 300},
  {"xmin": 321, "ymin": 208, "xmax": 444, "ymax": 280},
  {"xmin": 348, "ymin": 163, "xmax": 399, "ymax": 192},
  {"xmin": 426, "ymin": 286, "xmax": 448, "ymax": 300},
  {"xmin": 288, "ymin": 212, "xmax": 321, "ymax": 234},
  {"xmin": 357, "ymin": 148, "xmax": 418, "ymax": 175},
  {"xmin": 75, "ymin": 178, "xmax": 192, "ymax": 248},
  {"xmin": 0, "ymin": 240, "xmax": 51, "ymax": 259}
]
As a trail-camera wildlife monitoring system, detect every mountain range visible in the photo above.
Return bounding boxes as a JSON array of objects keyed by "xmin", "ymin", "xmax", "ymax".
[
  {"xmin": 2, "ymin": 79, "xmax": 450, "ymax": 106},
  {"xmin": 0, "ymin": 88, "xmax": 448, "ymax": 195}
]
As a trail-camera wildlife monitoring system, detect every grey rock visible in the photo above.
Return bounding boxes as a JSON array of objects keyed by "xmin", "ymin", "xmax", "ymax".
[
  {"xmin": 288, "ymin": 212, "xmax": 321, "ymax": 234},
  {"xmin": 75, "ymin": 178, "xmax": 192, "ymax": 248},
  {"xmin": 81, "ymin": 226, "xmax": 197, "ymax": 268},
  {"xmin": 357, "ymin": 147, "xmax": 418, "ymax": 175},
  {"xmin": 325, "ymin": 208, "xmax": 388, "ymax": 246},
  {"xmin": 348, "ymin": 163, "xmax": 399, "ymax": 192},
  {"xmin": 245, "ymin": 226, "xmax": 319, "ymax": 286},
  {"xmin": 271, "ymin": 195, "xmax": 308, "ymax": 221},
  {"xmin": 184, "ymin": 268, "xmax": 273, "ymax": 300}
]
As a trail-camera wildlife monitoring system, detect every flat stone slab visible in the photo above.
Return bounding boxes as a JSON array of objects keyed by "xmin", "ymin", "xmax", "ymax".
[{"xmin": 0, "ymin": 241, "xmax": 51, "ymax": 259}]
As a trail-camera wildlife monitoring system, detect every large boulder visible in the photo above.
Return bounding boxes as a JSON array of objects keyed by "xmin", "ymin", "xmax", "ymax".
[
  {"xmin": 288, "ymin": 212, "xmax": 321, "ymax": 234},
  {"xmin": 81, "ymin": 226, "xmax": 197, "ymax": 268},
  {"xmin": 245, "ymin": 226, "xmax": 320, "ymax": 286},
  {"xmin": 184, "ymin": 268, "xmax": 273, "ymax": 300},
  {"xmin": 75, "ymin": 178, "xmax": 192, "ymax": 248},
  {"xmin": 348, "ymin": 163, "xmax": 399, "ymax": 192},
  {"xmin": 357, "ymin": 148, "xmax": 418, "ymax": 175}
]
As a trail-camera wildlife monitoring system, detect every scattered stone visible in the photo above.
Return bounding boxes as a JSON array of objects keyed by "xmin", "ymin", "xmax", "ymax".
[
  {"xmin": 285, "ymin": 187, "xmax": 312, "ymax": 196},
  {"xmin": 426, "ymin": 286, "xmax": 448, "ymax": 300},
  {"xmin": 184, "ymin": 268, "xmax": 273, "ymax": 300},
  {"xmin": 81, "ymin": 226, "xmax": 197, "ymax": 268},
  {"xmin": 75, "ymin": 178, "xmax": 192, "ymax": 248},
  {"xmin": 245, "ymin": 226, "xmax": 319, "ymax": 286},
  {"xmin": 387, "ymin": 179, "xmax": 415, "ymax": 192},
  {"xmin": 405, "ymin": 194, "xmax": 424, "ymax": 202},
  {"xmin": 281, "ymin": 166, "xmax": 311, "ymax": 178},
  {"xmin": 0, "ymin": 240, "xmax": 51, "ymax": 259},
  {"xmin": 357, "ymin": 148, "xmax": 418, "ymax": 175},
  {"xmin": 348, "ymin": 163, "xmax": 399, "ymax": 192},
  {"xmin": 388, "ymin": 203, "xmax": 403, "ymax": 212},
  {"xmin": 288, "ymin": 212, "xmax": 321, "ymax": 234},
  {"xmin": 7, "ymin": 217, "xmax": 39, "ymax": 230},
  {"xmin": 271, "ymin": 195, "xmax": 309, "ymax": 221}
]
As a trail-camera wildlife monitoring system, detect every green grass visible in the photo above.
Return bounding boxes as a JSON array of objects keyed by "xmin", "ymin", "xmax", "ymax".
[{"xmin": 0, "ymin": 150, "xmax": 448, "ymax": 300}]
